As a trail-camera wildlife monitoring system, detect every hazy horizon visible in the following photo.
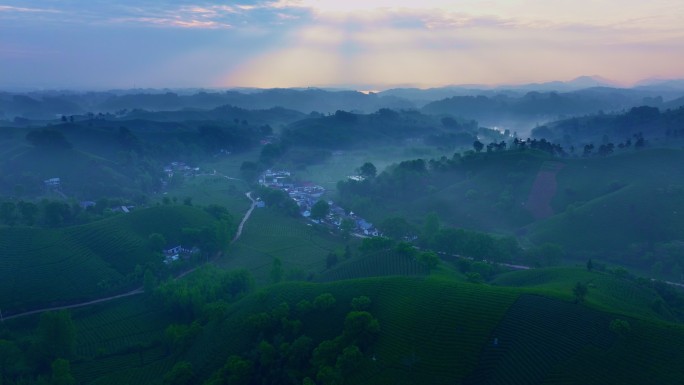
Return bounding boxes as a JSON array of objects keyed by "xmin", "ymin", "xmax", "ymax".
[{"xmin": 2, "ymin": 1, "xmax": 684, "ymax": 90}]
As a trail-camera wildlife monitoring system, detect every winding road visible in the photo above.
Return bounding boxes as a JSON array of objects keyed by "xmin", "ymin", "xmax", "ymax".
[
  {"xmin": 2, "ymin": 191, "xmax": 257, "ymax": 322},
  {"xmin": 233, "ymin": 192, "xmax": 256, "ymax": 242}
]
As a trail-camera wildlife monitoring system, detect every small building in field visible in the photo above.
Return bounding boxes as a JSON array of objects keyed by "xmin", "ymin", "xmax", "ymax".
[
  {"xmin": 163, "ymin": 245, "xmax": 199, "ymax": 264},
  {"xmin": 44, "ymin": 178, "xmax": 61, "ymax": 187}
]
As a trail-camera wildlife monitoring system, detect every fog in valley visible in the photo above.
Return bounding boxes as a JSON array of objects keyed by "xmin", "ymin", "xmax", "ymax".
[{"xmin": 2, "ymin": 1, "xmax": 684, "ymax": 384}]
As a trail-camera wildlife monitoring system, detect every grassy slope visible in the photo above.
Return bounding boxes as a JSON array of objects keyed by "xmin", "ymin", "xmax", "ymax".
[
  {"xmin": 528, "ymin": 149, "xmax": 684, "ymax": 255},
  {"xmin": 165, "ymin": 174, "xmax": 250, "ymax": 215},
  {"xmin": 185, "ymin": 277, "xmax": 684, "ymax": 385},
  {"xmin": 3, "ymin": 146, "xmax": 137, "ymax": 198},
  {"xmin": 219, "ymin": 208, "xmax": 348, "ymax": 284},
  {"xmin": 186, "ymin": 277, "xmax": 520, "ymax": 385},
  {"xmin": 413, "ymin": 151, "xmax": 544, "ymax": 232},
  {"xmin": 8, "ymin": 274, "xmax": 683, "ymax": 385},
  {"xmin": 0, "ymin": 205, "xmax": 217, "ymax": 312},
  {"xmin": 316, "ymin": 249, "xmax": 431, "ymax": 282},
  {"xmin": 492, "ymin": 267, "xmax": 674, "ymax": 322}
]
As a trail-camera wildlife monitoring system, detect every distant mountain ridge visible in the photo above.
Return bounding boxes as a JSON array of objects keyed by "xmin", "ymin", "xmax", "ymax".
[{"xmin": 2, "ymin": 76, "xmax": 684, "ymax": 127}]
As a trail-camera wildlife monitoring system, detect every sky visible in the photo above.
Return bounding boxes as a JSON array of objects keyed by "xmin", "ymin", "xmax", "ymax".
[{"xmin": 1, "ymin": 0, "xmax": 684, "ymax": 90}]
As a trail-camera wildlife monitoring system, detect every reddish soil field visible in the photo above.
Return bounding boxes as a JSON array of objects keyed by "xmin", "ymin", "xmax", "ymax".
[{"xmin": 525, "ymin": 162, "xmax": 565, "ymax": 219}]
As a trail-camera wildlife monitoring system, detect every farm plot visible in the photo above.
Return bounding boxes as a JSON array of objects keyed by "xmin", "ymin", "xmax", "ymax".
[
  {"xmin": 73, "ymin": 346, "xmax": 171, "ymax": 385},
  {"xmin": 366, "ymin": 279, "xmax": 520, "ymax": 385},
  {"xmin": 72, "ymin": 296, "xmax": 170, "ymax": 358},
  {"xmin": 317, "ymin": 251, "xmax": 430, "ymax": 282},
  {"xmin": 0, "ymin": 205, "xmax": 220, "ymax": 312},
  {"xmin": 546, "ymin": 318, "xmax": 684, "ymax": 385},
  {"xmin": 166, "ymin": 173, "xmax": 251, "ymax": 215},
  {"xmin": 221, "ymin": 209, "xmax": 344, "ymax": 284},
  {"xmin": 463, "ymin": 294, "xmax": 615, "ymax": 385},
  {"xmin": 0, "ymin": 227, "xmax": 122, "ymax": 312},
  {"xmin": 492, "ymin": 267, "xmax": 669, "ymax": 321}
]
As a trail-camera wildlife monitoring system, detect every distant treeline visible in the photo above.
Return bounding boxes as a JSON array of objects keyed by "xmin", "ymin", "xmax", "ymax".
[{"xmin": 532, "ymin": 105, "xmax": 684, "ymax": 146}]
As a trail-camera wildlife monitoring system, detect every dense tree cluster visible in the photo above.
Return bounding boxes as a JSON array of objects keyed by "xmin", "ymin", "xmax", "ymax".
[
  {"xmin": 254, "ymin": 186, "xmax": 300, "ymax": 217},
  {"xmin": 204, "ymin": 293, "xmax": 380, "ymax": 385},
  {"xmin": 154, "ymin": 267, "xmax": 253, "ymax": 322},
  {"xmin": 0, "ymin": 310, "xmax": 78, "ymax": 384}
]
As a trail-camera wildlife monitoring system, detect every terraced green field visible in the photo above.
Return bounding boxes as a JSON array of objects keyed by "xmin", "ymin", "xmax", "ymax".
[
  {"xmin": 68, "ymin": 296, "xmax": 173, "ymax": 385},
  {"xmin": 187, "ymin": 277, "xmax": 684, "ymax": 385},
  {"xmin": 184, "ymin": 277, "xmax": 521, "ymax": 385},
  {"xmin": 220, "ymin": 208, "xmax": 349, "ymax": 284},
  {"xmin": 547, "ymin": 318, "xmax": 684, "ymax": 385},
  {"xmin": 464, "ymin": 295, "xmax": 615, "ymax": 385},
  {"xmin": 317, "ymin": 250, "xmax": 430, "ymax": 282},
  {"xmin": 5, "ymin": 274, "xmax": 683, "ymax": 385},
  {"xmin": 0, "ymin": 226, "xmax": 123, "ymax": 311},
  {"xmin": 0, "ymin": 205, "xmax": 220, "ymax": 312},
  {"xmin": 492, "ymin": 267, "xmax": 673, "ymax": 321}
]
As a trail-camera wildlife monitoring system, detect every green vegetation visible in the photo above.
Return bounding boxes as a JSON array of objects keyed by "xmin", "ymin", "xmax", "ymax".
[
  {"xmin": 3, "ymin": 92, "xmax": 684, "ymax": 385},
  {"xmin": 2, "ymin": 275, "xmax": 678, "ymax": 384},
  {"xmin": 0, "ymin": 205, "xmax": 230, "ymax": 312},
  {"xmin": 218, "ymin": 208, "xmax": 350, "ymax": 284}
]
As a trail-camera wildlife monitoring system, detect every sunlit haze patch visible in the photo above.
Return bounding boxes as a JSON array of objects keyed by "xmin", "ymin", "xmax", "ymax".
[{"xmin": 1, "ymin": 0, "xmax": 683, "ymax": 89}]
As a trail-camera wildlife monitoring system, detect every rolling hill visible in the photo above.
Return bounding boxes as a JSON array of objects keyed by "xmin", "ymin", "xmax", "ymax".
[
  {"xmin": 0, "ymin": 205, "xmax": 220, "ymax": 313},
  {"xmin": 40, "ymin": 275, "xmax": 684, "ymax": 385}
]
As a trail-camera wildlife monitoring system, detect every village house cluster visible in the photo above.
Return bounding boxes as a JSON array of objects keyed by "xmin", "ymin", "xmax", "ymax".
[
  {"xmin": 163, "ymin": 161, "xmax": 201, "ymax": 179},
  {"xmin": 258, "ymin": 169, "xmax": 381, "ymax": 237}
]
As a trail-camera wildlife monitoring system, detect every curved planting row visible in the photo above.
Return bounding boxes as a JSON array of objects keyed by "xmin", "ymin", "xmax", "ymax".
[
  {"xmin": 545, "ymin": 317, "xmax": 684, "ymax": 385},
  {"xmin": 0, "ymin": 205, "xmax": 221, "ymax": 312},
  {"xmin": 317, "ymin": 251, "xmax": 430, "ymax": 282},
  {"xmin": 464, "ymin": 294, "xmax": 615, "ymax": 385},
  {"xmin": 364, "ymin": 279, "xmax": 519, "ymax": 384},
  {"xmin": 0, "ymin": 227, "xmax": 122, "ymax": 311},
  {"xmin": 75, "ymin": 301, "xmax": 169, "ymax": 358},
  {"xmin": 72, "ymin": 346, "xmax": 171, "ymax": 385}
]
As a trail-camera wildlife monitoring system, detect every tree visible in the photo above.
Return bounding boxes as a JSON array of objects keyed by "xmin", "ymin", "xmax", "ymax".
[
  {"xmin": 609, "ymin": 318, "xmax": 631, "ymax": 337},
  {"xmin": 209, "ymin": 355, "xmax": 253, "ymax": 385},
  {"xmin": 314, "ymin": 293, "xmax": 336, "ymax": 310},
  {"xmin": 0, "ymin": 202, "xmax": 17, "ymax": 226},
  {"xmin": 18, "ymin": 201, "xmax": 38, "ymax": 226},
  {"xmin": 340, "ymin": 218, "xmax": 355, "ymax": 239},
  {"xmin": 421, "ymin": 212, "xmax": 440, "ymax": 245},
  {"xmin": 311, "ymin": 200, "xmax": 330, "ymax": 221},
  {"xmin": 466, "ymin": 272, "xmax": 484, "ymax": 283},
  {"xmin": 148, "ymin": 233, "xmax": 166, "ymax": 252},
  {"xmin": 326, "ymin": 252, "xmax": 338, "ymax": 269},
  {"xmin": 586, "ymin": 258, "xmax": 594, "ymax": 271},
  {"xmin": 418, "ymin": 251, "xmax": 440, "ymax": 270},
  {"xmin": 271, "ymin": 258, "xmax": 283, "ymax": 283},
  {"xmin": 335, "ymin": 345, "xmax": 363, "ymax": 377},
  {"xmin": 343, "ymin": 244, "xmax": 352, "ymax": 260},
  {"xmin": 343, "ymin": 311, "xmax": 380, "ymax": 349},
  {"xmin": 379, "ymin": 217, "xmax": 412, "ymax": 240},
  {"xmin": 240, "ymin": 161, "xmax": 260, "ymax": 182},
  {"xmin": 0, "ymin": 339, "xmax": 22, "ymax": 382},
  {"xmin": 143, "ymin": 269, "xmax": 157, "ymax": 293},
  {"xmin": 473, "ymin": 140, "xmax": 484, "ymax": 153},
  {"xmin": 351, "ymin": 296, "xmax": 371, "ymax": 311},
  {"xmin": 51, "ymin": 358, "xmax": 75, "ymax": 385},
  {"xmin": 43, "ymin": 201, "xmax": 72, "ymax": 227},
  {"xmin": 573, "ymin": 282, "xmax": 588, "ymax": 303},
  {"xmin": 37, "ymin": 311, "xmax": 76, "ymax": 363},
  {"xmin": 163, "ymin": 361, "xmax": 195, "ymax": 385},
  {"xmin": 358, "ymin": 162, "xmax": 377, "ymax": 179}
]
